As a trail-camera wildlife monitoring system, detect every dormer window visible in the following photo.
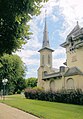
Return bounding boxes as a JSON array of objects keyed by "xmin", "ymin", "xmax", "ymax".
[
  {"xmin": 68, "ymin": 36, "xmax": 75, "ymax": 51},
  {"xmin": 70, "ymin": 37, "xmax": 74, "ymax": 47},
  {"xmin": 80, "ymin": 36, "xmax": 83, "ymax": 41}
]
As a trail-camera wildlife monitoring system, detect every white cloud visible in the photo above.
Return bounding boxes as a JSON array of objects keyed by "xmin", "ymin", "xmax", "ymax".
[
  {"xmin": 51, "ymin": 14, "xmax": 59, "ymax": 22},
  {"xmin": 33, "ymin": 0, "xmax": 59, "ymax": 23},
  {"xmin": 59, "ymin": 0, "xmax": 83, "ymax": 22},
  {"xmin": 23, "ymin": 58, "xmax": 39, "ymax": 66},
  {"xmin": 53, "ymin": 58, "xmax": 66, "ymax": 69},
  {"xmin": 53, "ymin": 47, "xmax": 66, "ymax": 69},
  {"xmin": 27, "ymin": 20, "xmax": 42, "ymax": 49},
  {"xmin": 35, "ymin": 0, "xmax": 83, "ymax": 42},
  {"xmin": 26, "ymin": 68, "xmax": 38, "ymax": 78},
  {"xmin": 58, "ymin": 0, "xmax": 83, "ymax": 38},
  {"xmin": 53, "ymin": 47, "xmax": 66, "ymax": 57},
  {"xmin": 41, "ymin": 0, "xmax": 83, "ymax": 39},
  {"xmin": 28, "ymin": 37, "xmax": 41, "ymax": 49},
  {"xmin": 16, "ymin": 49, "xmax": 38, "ymax": 59}
]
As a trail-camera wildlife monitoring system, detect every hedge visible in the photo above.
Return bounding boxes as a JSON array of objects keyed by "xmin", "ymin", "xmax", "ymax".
[{"xmin": 24, "ymin": 88, "xmax": 83, "ymax": 105}]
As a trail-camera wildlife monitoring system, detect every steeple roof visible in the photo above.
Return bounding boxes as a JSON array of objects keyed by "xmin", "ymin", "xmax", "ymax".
[
  {"xmin": 38, "ymin": 15, "xmax": 54, "ymax": 52},
  {"xmin": 42, "ymin": 17, "xmax": 50, "ymax": 48}
]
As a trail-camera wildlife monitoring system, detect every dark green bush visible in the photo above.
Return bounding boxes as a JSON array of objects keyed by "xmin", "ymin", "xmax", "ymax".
[
  {"xmin": 24, "ymin": 88, "xmax": 83, "ymax": 105},
  {"xmin": 17, "ymin": 89, "xmax": 21, "ymax": 94}
]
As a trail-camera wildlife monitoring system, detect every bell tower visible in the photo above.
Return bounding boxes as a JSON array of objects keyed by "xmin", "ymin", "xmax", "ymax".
[{"xmin": 37, "ymin": 14, "xmax": 54, "ymax": 88}]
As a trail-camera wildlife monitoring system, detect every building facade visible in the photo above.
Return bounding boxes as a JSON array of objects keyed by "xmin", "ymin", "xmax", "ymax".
[{"xmin": 37, "ymin": 20, "xmax": 83, "ymax": 91}]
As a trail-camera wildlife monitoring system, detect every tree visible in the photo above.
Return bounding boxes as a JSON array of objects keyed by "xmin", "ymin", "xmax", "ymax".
[
  {"xmin": 26, "ymin": 77, "xmax": 37, "ymax": 88},
  {"xmin": 0, "ymin": 0, "xmax": 48, "ymax": 55},
  {"xmin": 15, "ymin": 78, "xmax": 26, "ymax": 94},
  {"xmin": 0, "ymin": 54, "xmax": 26, "ymax": 94}
]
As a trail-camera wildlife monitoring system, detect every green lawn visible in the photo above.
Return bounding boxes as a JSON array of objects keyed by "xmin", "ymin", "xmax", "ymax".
[{"xmin": 0, "ymin": 95, "xmax": 83, "ymax": 119}]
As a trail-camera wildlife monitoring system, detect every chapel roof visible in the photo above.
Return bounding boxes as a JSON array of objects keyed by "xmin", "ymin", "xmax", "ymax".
[
  {"xmin": 64, "ymin": 67, "xmax": 83, "ymax": 77},
  {"xmin": 42, "ymin": 71, "xmax": 62, "ymax": 80},
  {"xmin": 68, "ymin": 21, "xmax": 80, "ymax": 37},
  {"xmin": 61, "ymin": 21, "xmax": 83, "ymax": 48}
]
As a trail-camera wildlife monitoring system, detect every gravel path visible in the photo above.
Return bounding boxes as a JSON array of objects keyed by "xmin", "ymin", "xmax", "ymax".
[{"xmin": 0, "ymin": 103, "xmax": 39, "ymax": 119}]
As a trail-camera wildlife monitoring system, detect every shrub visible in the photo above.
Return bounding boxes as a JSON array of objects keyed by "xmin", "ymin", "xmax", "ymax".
[
  {"xmin": 24, "ymin": 88, "xmax": 83, "ymax": 105},
  {"xmin": 17, "ymin": 89, "xmax": 21, "ymax": 94},
  {"xmin": 24, "ymin": 87, "xmax": 44, "ymax": 99}
]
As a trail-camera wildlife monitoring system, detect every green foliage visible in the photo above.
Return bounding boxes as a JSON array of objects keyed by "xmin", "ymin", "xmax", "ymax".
[
  {"xmin": 15, "ymin": 78, "xmax": 26, "ymax": 93},
  {"xmin": 26, "ymin": 77, "xmax": 37, "ymax": 88},
  {"xmin": 0, "ymin": 54, "xmax": 26, "ymax": 94},
  {"xmin": 2, "ymin": 95, "xmax": 83, "ymax": 119},
  {"xmin": 24, "ymin": 89, "xmax": 83, "ymax": 105},
  {"xmin": 0, "ymin": 0, "xmax": 48, "ymax": 55},
  {"xmin": 25, "ymin": 87, "xmax": 43, "ymax": 99}
]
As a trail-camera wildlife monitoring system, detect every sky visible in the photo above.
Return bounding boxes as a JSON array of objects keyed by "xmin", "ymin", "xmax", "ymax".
[{"xmin": 16, "ymin": 0, "xmax": 83, "ymax": 78}]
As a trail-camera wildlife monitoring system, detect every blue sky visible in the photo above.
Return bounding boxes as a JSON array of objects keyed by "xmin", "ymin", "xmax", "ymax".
[{"xmin": 16, "ymin": 0, "xmax": 83, "ymax": 78}]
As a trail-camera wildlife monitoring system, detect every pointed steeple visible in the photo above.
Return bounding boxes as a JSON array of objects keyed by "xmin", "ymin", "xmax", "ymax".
[
  {"xmin": 42, "ymin": 15, "xmax": 50, "ymax": 48},
  {"xmin": 38, "ymin": 10, "xmax": 54, "ymax": 52}
]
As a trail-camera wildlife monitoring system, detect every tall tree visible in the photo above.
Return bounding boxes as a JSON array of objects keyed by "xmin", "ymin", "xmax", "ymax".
[
  {"xmin": 26, "ymin": 77, "xmax": 38, "ymax": 88},
  {"xmin": 0, "ymin": 0, "xmax": 48, "ymax": 55},
  {"xmin": 0, "ymin": 54, "xmax": 26, "ymax": 94}
]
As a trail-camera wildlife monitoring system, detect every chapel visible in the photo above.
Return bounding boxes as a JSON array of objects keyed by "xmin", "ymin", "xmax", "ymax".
[{"xmin": 37, "ymin": 19, "xmax": 83, "ymax": 91}]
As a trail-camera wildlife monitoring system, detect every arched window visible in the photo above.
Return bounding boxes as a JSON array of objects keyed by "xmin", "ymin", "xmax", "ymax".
[
  {"xmin": 44, "ymin": 71, "xmax": 47, "ymax": 76},
  {"xmin": 66, "ymin": 78, "xmax": 74, "ymax": 89},
  {"xmin": 50, "ymin": 80, "xmax": 55, "ymax": 92}
]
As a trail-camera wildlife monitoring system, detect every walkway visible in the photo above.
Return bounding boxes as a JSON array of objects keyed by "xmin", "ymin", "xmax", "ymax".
[{"xmin": 0, "ymin": 103, "xmax": 39, "ymax": 119}]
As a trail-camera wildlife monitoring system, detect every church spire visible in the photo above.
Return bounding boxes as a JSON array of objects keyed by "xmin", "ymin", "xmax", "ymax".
[
  {"xmin": 38, "ymin": 10, "xmax": 54, "ymax": 52},
  {"xmin": 42, "ymin": 10, "xmax": 50, "ymax": 48}
]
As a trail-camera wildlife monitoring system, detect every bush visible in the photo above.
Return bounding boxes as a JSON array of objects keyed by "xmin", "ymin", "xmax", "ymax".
[
  {"xmin": 26, "ymin": 78, "xmax": 38, "ymax": 88},
  {"xmin": 24, "ymin": 88, "xmax": 83, "ymax": 105},
  {"xmin": 24, "ymin": 87, "xmax": 44, "ymax": 100},
  {"xmin": 17, "ymin": 89, "xmax": 21, "ymax": 94}
]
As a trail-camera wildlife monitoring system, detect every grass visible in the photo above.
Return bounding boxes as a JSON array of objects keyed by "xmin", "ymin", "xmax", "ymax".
[{"xmin": 0, "ymin": 94, "xmax": 83, "ymax": 119}]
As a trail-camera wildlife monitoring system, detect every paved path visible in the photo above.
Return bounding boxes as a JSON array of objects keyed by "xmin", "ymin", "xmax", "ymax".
[{"xmin": 0, "ymin": 103, "xmax": 39, "ymax": 119}]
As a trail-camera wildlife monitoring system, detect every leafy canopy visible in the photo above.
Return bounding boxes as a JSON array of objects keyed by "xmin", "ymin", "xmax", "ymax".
[
  {"xmin": 0, "ymin": 54, "xmax": 26, "ymax": 94},
  {"xmin": 0, "ymin": 0, "xmax": 48, "ymax": 55},
  {"xmin": 26, "ymin": 77, "xmax": 38, "ymax": 88}
]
